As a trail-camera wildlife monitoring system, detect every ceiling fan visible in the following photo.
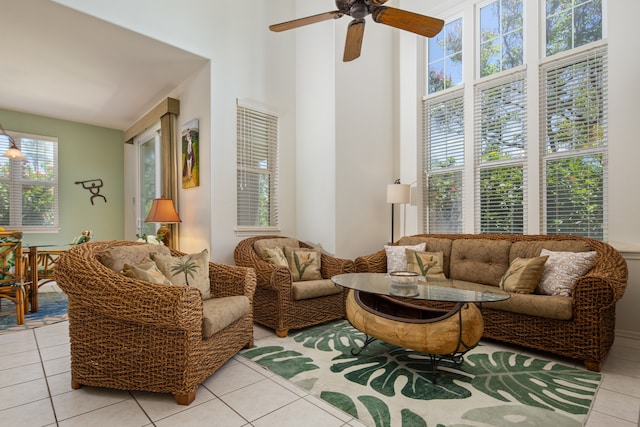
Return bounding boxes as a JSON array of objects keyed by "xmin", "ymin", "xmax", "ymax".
[{"xmin": 269, "ymin": 0, "xmax": 444, "ymax": 62}]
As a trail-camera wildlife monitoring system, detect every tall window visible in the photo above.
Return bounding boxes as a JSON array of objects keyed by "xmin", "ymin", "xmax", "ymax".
[
  {"xmin": 236, "ymin": 102, "xmax": 279, "ymax": 229},
  {"xmin": 423, "ymin": 91, "xmax": 465, "ymax": 233},
  {"xmin": 479, "ymin": 0, "xmax": 524, "ymax": 77},
  {"xmin": 545, "ymin": 0, "xmax": 602, "ymax": 56},
  {"xmin": 428, "ymin": 18, "xmax": 463, "ymax": 94},
  {"xmin": 540, "ymin": 46, "xmax": 607, "ymax": 239},
  {"xmin": 475, "ymin": 71, "xmax": 527, "ymax": 233},
  {"xmin": 0, "ymin": 131, "xmax": 59, "ymax": 231}
]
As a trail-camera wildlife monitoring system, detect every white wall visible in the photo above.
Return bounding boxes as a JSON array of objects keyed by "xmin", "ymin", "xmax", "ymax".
[{"xmin": 55, "ymin": 0, "xmax": 299, "ymax": 264}]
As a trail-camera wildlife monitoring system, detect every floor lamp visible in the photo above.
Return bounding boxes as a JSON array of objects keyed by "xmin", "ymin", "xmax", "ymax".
[{"xmin": 387, "ymin": 180, "xmax": 410, "ymax": 244}]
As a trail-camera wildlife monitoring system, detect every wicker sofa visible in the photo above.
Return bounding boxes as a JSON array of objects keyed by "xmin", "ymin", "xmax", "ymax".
[
  {"xmin": 354, "ymin": 234, "xmax": 628, "ymax": 372},
  {"xmin": 234, "ymin": 236, "xmax": 355, "ymax": 337},
  {"xmin": 55, "ymin": 240, "xmax": 256, "ymax": 405}
]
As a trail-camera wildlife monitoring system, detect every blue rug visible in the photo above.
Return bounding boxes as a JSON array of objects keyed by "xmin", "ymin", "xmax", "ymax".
[{"xmin": 0, "ymin": 291, "xmax": 68, "ymax": 334}]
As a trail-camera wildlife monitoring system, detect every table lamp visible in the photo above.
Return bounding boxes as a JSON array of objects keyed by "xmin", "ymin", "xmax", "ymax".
[{"xmin": 144, "ymin": 197, "xmax": 182, "ymax": 247}]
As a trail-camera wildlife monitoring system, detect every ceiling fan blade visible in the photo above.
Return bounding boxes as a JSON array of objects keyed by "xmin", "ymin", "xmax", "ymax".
[
  {"xmin": 270, "ymin": 10, "xmax": 343, "ymax": 32},
  {"xmin": 343, "ymin": 19, "xmax": 365, "ymax": 62},
  {"xmin": 372, "ymin": 6, "xmax": 444, "ymax": 38}
]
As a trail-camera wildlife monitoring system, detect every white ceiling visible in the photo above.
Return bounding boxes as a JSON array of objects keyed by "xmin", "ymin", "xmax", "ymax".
[{"xmin": 0, "ymin": 0, "xmax": 208, "ymax": 130}]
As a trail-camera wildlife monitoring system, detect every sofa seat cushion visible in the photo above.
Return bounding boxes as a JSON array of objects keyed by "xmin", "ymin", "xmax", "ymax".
[
  {"xmin": 447, "ymin": 280, "xmax": 572, "ymax": 320},
  {"xmin": 292, "ymin": 279, "xmax": 342, "ymax": 301},
  {"xmin": 449, "ymin": 239, "xmax": 511, "ymax": 286},
  {"xmin": 202, "ymin": 295, "xmax": 251, "ymax": 338}
]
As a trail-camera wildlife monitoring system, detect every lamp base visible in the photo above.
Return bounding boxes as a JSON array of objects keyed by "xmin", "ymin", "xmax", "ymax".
[{"xmin": 157, "ymin": 225, "xmax": 171, "ymax": 247}]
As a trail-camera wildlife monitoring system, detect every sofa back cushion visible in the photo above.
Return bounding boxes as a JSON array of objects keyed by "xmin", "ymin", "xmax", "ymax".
[
  {"xmin": 449, "ymin": 239, "xmax": 511, "ymax": 286},
  {"xmin": 397, "ymin": 236, "xmax": 453, "ymax": 277},
  {"xmin": 509, "ymin": 240, "xmax": 591, "ymax": 261},
  {"xmin": 97, "ymin": 244, "xmax": 171, "ymax": 273},
  {"xmin": 253, "ymin": 238, "xmax": 299, "ymax": 259}
]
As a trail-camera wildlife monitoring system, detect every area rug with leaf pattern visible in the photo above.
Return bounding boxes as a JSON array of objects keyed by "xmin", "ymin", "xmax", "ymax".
[{"xmin": 241, "ymin": 320, "xmax": 601, "ymax": 427}]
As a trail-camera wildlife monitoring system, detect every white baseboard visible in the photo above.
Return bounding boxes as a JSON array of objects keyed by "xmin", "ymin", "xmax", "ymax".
[{"xmin": 616, "ymin": 329, "xmax": 640, "ymax": 341}]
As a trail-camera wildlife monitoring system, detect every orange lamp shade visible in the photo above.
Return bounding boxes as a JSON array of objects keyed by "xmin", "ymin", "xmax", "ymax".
[{"xmin": 144, "ymin": 198, "xmax": 182, "ymax": 223}]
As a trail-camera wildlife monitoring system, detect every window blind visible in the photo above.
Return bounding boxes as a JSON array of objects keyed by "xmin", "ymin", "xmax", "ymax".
[
  {"xmin": 422, "ymin": 89, "xmax": 465, "ymax": 233},
  {"xmin": 540, "ymin": 44, "xmax": 608, "ymax": 239},
  {"xmin": 0, "ymin": 132, "xmax": 58, "ymax": 230},
  {"xmin": 474, "ymin": 69, "xmax": 527, "ymax": 234},
  {"xmin": 236, "ymin": 103, "xmax": 279, "ymax": 228}
]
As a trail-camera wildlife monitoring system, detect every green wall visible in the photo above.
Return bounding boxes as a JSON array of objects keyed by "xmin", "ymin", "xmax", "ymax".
[{"xmin": 0, "ymin": 109, "xmax": 124, "ymax": 246}]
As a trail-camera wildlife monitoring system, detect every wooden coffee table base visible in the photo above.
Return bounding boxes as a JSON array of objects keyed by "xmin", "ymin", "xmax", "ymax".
[{"xmin": 345, "ymin": 289, "xmax": 484, "ymax": 380}]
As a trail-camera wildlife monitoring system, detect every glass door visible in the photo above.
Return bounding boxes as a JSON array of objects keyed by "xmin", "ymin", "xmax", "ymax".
[{"xmin": 135, "ymin": 126, "xmax": 161, "ymax": 237}]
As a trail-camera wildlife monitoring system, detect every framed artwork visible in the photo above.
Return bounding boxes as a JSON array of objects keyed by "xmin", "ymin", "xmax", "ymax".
[{"xmin": 181, "ymin": 119, "xmax": 199, "ymax": 188}]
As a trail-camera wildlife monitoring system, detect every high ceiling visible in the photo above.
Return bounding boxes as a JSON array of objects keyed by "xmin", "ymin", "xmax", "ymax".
[{"xmin": 0, "ymin": 0, "xmax": 208, "ymax": 130}]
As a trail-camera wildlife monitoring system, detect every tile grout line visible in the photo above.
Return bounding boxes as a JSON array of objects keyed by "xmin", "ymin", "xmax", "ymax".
[{"xmin": 34, "ymin": 328, "xmax": 61, "ymax": 426}]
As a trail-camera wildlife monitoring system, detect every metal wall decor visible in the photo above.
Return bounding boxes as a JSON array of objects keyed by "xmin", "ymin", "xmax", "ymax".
[{"xmin": 75, "ymin": 179, "xmax": 107, "ymax": 205}]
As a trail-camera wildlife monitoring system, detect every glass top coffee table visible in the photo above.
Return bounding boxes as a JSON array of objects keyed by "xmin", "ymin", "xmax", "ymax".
[{"xmin": 332, "ymin": 273, "xmax": 510, "ymax": 382}]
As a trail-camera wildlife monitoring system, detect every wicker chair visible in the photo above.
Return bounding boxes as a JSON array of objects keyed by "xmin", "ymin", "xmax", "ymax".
[
  {"xmin": 0, "ymin": 231, "xmax": 28, "ymax": 324},
  {"xmin": 355, "ymin": 233, "xmax": 628, "ymax": 371},
  {"xmin": 234, "ymin": 236, "xmax": 355, "ymax": 337},
  {"xmin": 55, "ymin": 240, "xmax": 256, "ymax": 405}
]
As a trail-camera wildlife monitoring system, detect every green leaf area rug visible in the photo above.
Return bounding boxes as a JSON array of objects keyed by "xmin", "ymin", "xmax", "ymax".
[{"xmin": 241, "ymin": 320, "xmax": 601, "ymax": 427}]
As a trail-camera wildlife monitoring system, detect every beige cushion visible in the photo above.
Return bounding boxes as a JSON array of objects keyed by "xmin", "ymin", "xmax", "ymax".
[
  {"xmin": 449, "ymin": 239, "xmax": 511, "ymax": 286},
  {"xmin": 509, "ymin": 240, "xmax": 592, "ymax": 261},
  {"xmin": 98, "ymin": 244, "xmax": 171, "ymax": 273},
  {"xmin": 536, "ymin": 249, "xmax": 597, "ymax": 296},
  {"xmin": 202, "ymin": 295, "xmax": 250, "ymax": 338},
  {"xmin": 499, "ymin": 256, "xmax": 548, "ymax": 294},
  {"xmin": 405, "ymin": 250, "xmax": 446, "ymax": 279},
  {"xmin": 292, "ymin": 279, "xmax": 343, "ymax": 300},
  {"xmin": 384, "ymin": 243, "xmax": 427, "ymax": 272},
  {"xmin": 253, "ymin": 238, "xmax": 299, "ymax": 257},
  {"xmin": 283, "ymin": 247, "xmax": 322, "ymax": 281},
  {"xmin": 152, "ymin": 249, "xmax": 211, "ymax": 299},
  {"xmin": 445, "ymin": 279, "xmax": 572, "ymax": 320},
  {"xmin": 121, "ymin": 258, "xmax": 172, "ymax": 285},
  {"xmin": 261, "ymin": 247, "xmax": 289, "ymax": 267},
  {"xmin": 396, "ymin": 237, "xmax": 453, "ymax": 276}
]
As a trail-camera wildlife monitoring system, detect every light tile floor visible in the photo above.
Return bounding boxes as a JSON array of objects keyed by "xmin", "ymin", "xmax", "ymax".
[{"xmin": 1, "ymin": 319, "xmax": 639, "ymax": 427}]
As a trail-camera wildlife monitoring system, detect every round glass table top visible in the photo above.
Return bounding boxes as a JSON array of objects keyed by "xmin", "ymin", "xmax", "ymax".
[{"xmin": 332, "ymin": 273, "xmax": 510, "ymax": 303}]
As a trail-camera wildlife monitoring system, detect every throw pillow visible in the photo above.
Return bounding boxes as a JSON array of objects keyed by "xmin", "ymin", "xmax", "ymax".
[
  {"xmin": 261, "ymin": 247, "xmax": 289, "ymax": 267},
  {"xmin": 98, "ymin": 244, "xmax": 171, "ymax": 273},
  {"xmin": 405, "ymin": 250, "xmax": 446, "ymax": 279},
  {"xmin": 384, "ymin": 243, "xmax": 427, "ymax": 272},
  {"xmin": 499, "ymin": 256, "xmax": 548, "ymax": 294},
  {"xmin": 122, "ymin": 258, "xmax": 173, "ymax": 285},
  {"xmin": 283, "ymin": 247, "xmax": 322, "ymax": 281},
  {"xmin": 536, "ymin": 249, "xmax": 597, "ymax": 296},
  {"xmin": 152, "ymin": 249, "xmax": 211, "ymax": 299}
]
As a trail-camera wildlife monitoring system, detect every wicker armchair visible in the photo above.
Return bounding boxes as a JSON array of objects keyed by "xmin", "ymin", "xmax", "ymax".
[
  {"xmin": 55, "ymin": 240, "xmax": 256, "ymax": 405},
  {"xmin": 234, "ymin": 236, "xmax": 355, "ymax": 337}
]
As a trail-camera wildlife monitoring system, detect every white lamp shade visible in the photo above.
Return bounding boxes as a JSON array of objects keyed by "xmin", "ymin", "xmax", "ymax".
[{"xmin": 387, "ymin": 184, "xmax": 410, "ymax": 204}]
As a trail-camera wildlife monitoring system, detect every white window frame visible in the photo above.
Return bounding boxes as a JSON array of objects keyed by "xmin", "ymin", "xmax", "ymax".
[
  {"xmin": 235, "ymin": 100, "xmax": 279, "ymax": 234},
  {"xmin": 539, "ymin": 42, "xmax": 608, "ymax": 239},
  {"xmin": 0, "ymin": 131, "xmax": 59, "ymax": 232}
]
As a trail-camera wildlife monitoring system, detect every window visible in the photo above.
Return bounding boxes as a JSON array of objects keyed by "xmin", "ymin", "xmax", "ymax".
[
  {"xmin": 479, "ymin": 0, "xmax": 524, "ymax": 77},
  {"xmin": 428, "ymin": 17, "xmax": 463, "ymax": 94},
  {"xmin": 236, "ymin": 102, "xmax": 279, "ymax": 229},
  {"xmin": 545, "ymin": 0, "xmax": 602, "ymax": 56},
  {"xmin": 0, "ymin": 131, "xmax": 59, "ymax": 231},
  {"xmin": 475, "ymin": 70, "xmax": 527, "ymax": 233},
  {"xmin": 540, "ymin": 45, "xmax": 607, "ymax": 239},
  {"xmin": 423, "ymin": 90, "xmax": 465, "ymax": 233}
]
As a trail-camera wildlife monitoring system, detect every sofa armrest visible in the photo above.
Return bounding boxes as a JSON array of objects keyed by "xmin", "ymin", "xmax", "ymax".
[
  {"xmin": 209, "ymin": 262, "xmax": 256, "ymax": 300},
  {"xmin": 355, "ymin": 249, "xmax": 387, "ymax": 273},
  {"xmin": 321, "ymin": 254, "xmax": 356, "ymax": 278}
]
